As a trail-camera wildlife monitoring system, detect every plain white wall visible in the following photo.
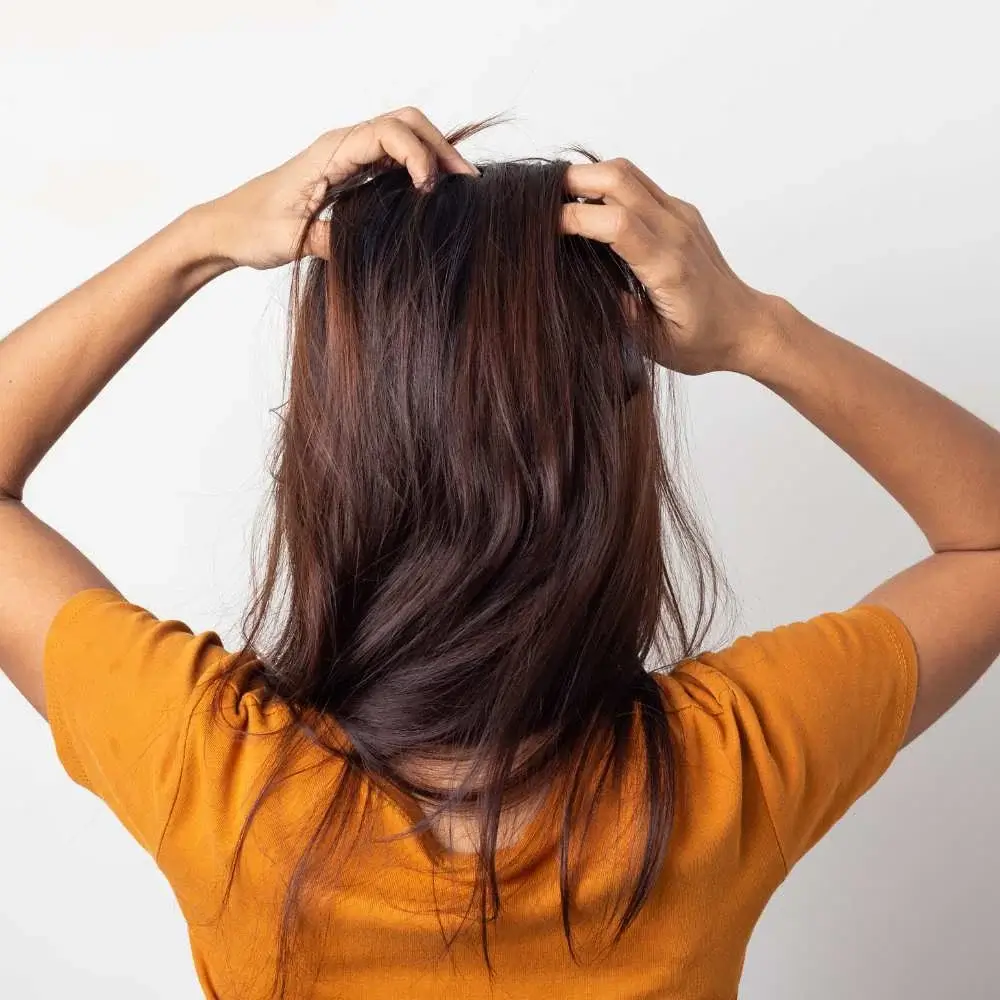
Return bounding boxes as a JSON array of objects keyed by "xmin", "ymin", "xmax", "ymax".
[{"xmin": 1, "ymin": 1, "xmax": 998, "ymax": 996}]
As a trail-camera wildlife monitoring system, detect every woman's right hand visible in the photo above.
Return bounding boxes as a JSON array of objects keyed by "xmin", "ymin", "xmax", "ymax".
[
  {"xmin": 198, "ymin": 107, "xmax": 478, "ymax": 271},
  {"xmin": 560, "ymin": 158, "xmax": 780, "ymax": 376}
]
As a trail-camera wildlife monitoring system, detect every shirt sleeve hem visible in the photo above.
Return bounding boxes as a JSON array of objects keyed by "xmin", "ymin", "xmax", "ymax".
[{"xmin": 849, "ymin": 603, "xmax": 920, "ymax": 770}]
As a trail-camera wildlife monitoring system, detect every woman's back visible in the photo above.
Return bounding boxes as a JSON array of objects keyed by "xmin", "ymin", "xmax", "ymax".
[{"xmin": 43, "ymin": 587, "xmax": 915, "ymax": 998}]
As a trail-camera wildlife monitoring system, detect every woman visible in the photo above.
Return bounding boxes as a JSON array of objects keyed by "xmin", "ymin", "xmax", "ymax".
[{"xmin": 1, "ymin": 107, "xmax": 998, "ymax": 998}]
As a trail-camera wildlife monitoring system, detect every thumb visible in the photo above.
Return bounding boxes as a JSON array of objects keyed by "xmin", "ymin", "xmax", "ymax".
[{"xmin": 301, "ymin": 219, "xmax": 331, "ymax": 260}]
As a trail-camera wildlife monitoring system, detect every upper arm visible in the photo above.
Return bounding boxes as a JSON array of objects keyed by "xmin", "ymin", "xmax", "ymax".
[
  {"xmin": 0, "ymin": 493, "xmax": 116, "ymax": 717},
  {"xmin": 0, "ymin": 494, "xmax": 246, "ymax": 857},
  {"xmin": 38, "ymin": 586, "xmax": 243, "ymax": 856},
  {"xmin": 859, "ymin": 548, "xmax": 1000, "ymax": 746},
  {"xmin": 704, "ymin": 605, "xmax": 917, "ymax": 868}
]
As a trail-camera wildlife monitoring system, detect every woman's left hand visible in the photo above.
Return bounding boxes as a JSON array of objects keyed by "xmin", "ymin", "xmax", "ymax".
[{"xmin": 196, "ymin": 107, "xmax": 478, "ymax": 271}]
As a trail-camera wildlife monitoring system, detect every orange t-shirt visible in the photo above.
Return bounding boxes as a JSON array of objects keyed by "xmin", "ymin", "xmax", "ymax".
[{"xmin": 43, "ymin": 587, "xmax": 918, "ymax": 999}]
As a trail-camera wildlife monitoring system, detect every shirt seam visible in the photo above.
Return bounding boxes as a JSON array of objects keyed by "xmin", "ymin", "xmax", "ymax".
[
  {"xmin": 152, "ymin": 673, "xmax": 205, "ymax": 865},
  {"xmin": 153, "ymin": 651, "xmax": 259, "ymax": 863},
  {"xmin": 705, "ymin": 657, "xmax": 792, "ymax": 878}
]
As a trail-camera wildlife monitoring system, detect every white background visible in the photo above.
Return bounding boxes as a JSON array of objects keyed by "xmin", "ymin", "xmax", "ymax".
[{"xmin": 1, "ymin": 1, "xmax": 998, "ymax": 996}]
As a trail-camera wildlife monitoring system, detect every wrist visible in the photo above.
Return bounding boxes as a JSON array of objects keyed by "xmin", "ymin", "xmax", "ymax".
[
  {"xmin": 172, "ymin": 202, "xmax": 244, "ymax": 278},
  {"xmin": 721, "ymin": 292, "xmax": 800, "ymax": 382}
]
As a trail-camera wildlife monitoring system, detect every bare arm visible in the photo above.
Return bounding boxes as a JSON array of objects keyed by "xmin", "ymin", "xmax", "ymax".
[
  {"xmin": 561, "ymin": 157, "xmax": 1000, "ymax": 746},
  {"xmin": 0, "ymin": 213, "xmax": 234, "ymax": 714},
  {"xmin": 0, "ymin": 108, "xmax": 477, "ymax": 718},
  {"xmin": 740, "ymin": 299, "xmax": 1000, "ymax": 744},
  {"xmin": 0, "ymin": 220, "xmax": 234, "ymax": 503}
]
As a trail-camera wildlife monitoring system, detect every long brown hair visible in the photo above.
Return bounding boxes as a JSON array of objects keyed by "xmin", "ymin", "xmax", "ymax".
[{"xmin": 210, "ymin": 118, "xmax": 729, "ymax": 997}]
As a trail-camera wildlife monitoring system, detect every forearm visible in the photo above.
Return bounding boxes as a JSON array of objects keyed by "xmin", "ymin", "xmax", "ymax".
[
  {"xmin": 742, "ymin": 296, "xmax": 1000, "ymax": 554},
  {"xmin": 0, "ymin": 205, "xmax": 235, "ymax": 499}
]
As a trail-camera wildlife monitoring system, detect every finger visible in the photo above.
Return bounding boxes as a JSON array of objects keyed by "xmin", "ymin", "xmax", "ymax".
[
  {"xmin": 339, "ymin": 117, "xmax": 439, "ymax": 190},
  {"xmin": 387, "ymin": 106, "xmax": 480, "ymax": 177},
  {"xmin": 609, "ymin": 159, "xmax": 696, "ymax": 224},
  {"xmin": 589, "ymin": 162, "xmax": 716, "ymax": 258},
  {"xmin": 609, "ymin": 158, "xmax": 678, "ymax": 213},
  {"xmin": 562, "ymin": 202, "xmax": 688, "ymax": 299},
  {"xmin": 565, "ymin": 159, "xmax": 688, "ymax": 225},
  {"xmin": 563, "ymin": 160, "xmax": 666, "ymax": 232},
  {"xmin": 560, "ymin": 201, "xmax": 658, "ymax": 263},
  {"xmin": 302, "ymin": 219, "xmax": 330, "ymax": 259}
]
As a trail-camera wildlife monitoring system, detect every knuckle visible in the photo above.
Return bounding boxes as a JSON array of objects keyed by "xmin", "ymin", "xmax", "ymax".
[
  {"xmin": 610, "ymin": 206, "xmax": 631, "ymax": 239},
  {"xmin": 606, "ymin": 158, "xmax": 633, "ymax": 185},
  {"xmin": 314, "ymin": 127, "xmax": 342, "ymax": 147},
  {"xmin": 678, "ymin": 199, "xmax": 702, "ymax": 224},
  {"xmin": 392, "ymin": 105, "xmax": 423, "ymax": 122}
]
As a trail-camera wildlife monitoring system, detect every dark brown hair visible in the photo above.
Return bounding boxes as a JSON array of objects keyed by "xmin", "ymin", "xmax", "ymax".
[{"xmin": 210, "ymin": 118, "xmax": 729, "ymax": 997}]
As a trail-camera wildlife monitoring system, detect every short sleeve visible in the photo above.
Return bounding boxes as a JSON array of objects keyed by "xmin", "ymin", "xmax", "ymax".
[
  {"xmin": 42, "ymin": 587, "xmax": 238, "ymax": 859},
  {"xmin": 702, "ymin": 603, "xmax": 919, "ymax": 871}
]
